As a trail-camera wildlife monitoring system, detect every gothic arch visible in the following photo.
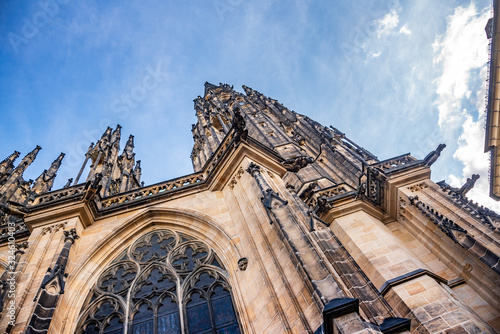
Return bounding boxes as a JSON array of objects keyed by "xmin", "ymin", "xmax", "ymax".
[
  {"xmin": 75, "ymin": 228, "xmax": 240, "ymax": 333},
  {"xmin": 59, "ymin": 207, "xmax": 247, "ymax": 334}
]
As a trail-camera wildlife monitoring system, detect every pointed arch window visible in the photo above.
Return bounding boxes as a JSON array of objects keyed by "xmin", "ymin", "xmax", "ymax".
[{"xmin": 77, "ymin": 230, "xmax": 241, "ymax": 334}]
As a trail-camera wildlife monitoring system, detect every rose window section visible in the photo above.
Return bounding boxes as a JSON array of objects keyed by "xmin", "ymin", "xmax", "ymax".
[{"xmin": 77, "ymin": 229, "xmax": 241, "ymax": 334}]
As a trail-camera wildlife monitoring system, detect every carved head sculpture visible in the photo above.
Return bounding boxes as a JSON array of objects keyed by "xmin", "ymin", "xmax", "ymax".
[{"xmin": 238, "ymin": 257, "xmax": 248, "ymax": 271}]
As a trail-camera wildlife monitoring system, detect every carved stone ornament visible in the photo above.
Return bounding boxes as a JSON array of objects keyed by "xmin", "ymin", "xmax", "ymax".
[
  {"xmin": 246, "ymin": 162, "xmax": 261, "ymax": 176},
  {"xmin": 232, "ymin": 108, "xmax": 248, "ymax": 143},
  {"xmin": 408, "ymin": 195, "xmax": 467, "ymax": 243},
  {"xmin": 282, "ymin": 156, "xmax": 315, "ymax": 172},
  {"xmin": 299, "ymin": 181, "xmax": 318, "ymax": 201},
  {"xmin": 316, "ymin": 195, "xmax": 333, "ymax": 215},
  {"xmin": 0, "ymin": 201, "xmax": 28, "ymax": 218},
  {"xmin": 64, "ymin": 228, "xmax": 79, "ymax": 244},
  {"xmin": 238, "ymin": 257, "xmax": 248, "ymax": 271},
  {"xmin": 82, "ymin": 172, "xmax": 103, "ymax": 202}
]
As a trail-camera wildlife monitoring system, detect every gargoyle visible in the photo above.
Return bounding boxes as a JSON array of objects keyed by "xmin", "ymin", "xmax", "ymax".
[
  {"xmin": 282, "ymin": 156, "xmax": 315, "ymax": 172},
  {"xmin": 299, "ymin": 181, "xmax": 318, "ymax": 201},
  {"xmin": 316, "ymin": 195, "xmax": 333, "ymax": 215},
  {"xmin": 454, "ymin": 174, "xmax": 479, "ymax": 197},
  {"xmin": 0, "ymin": 202, "xmax": 28, "ymax": 218},
  {"xmin": 423, "ymin": 144, "xmax": 446, "ymax": 167}
]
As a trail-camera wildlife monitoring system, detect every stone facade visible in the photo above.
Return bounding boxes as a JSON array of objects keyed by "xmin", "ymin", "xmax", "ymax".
[{"xmin": 0, "ymin": 82, "xmax": 499, "ymax": 333}]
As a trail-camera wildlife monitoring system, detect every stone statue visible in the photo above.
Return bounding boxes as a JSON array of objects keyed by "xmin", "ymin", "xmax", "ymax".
[{"xmin": 232, "ymin": 108, "xmax": 248, "ymax": 143}]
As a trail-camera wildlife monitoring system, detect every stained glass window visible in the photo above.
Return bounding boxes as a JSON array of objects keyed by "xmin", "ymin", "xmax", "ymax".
[{"xmin": 77, "ymin": 229, "xmax": 240, "ymax": 334}]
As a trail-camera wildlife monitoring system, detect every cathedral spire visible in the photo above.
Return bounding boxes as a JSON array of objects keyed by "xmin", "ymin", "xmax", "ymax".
[
  {"xmin": 111, "ymin": 124, "xmax": 122, "ymax": 145},
  {"xmin": 0, "ymin": 146, "xmax": 41, "ymax": 202},
  {"xmin": 31, "ymin": 153, "xmax": 65, "ymax": 195},
  {"xmin": 19, "ymin": 146, "xmax": 42, "ymax": 171},
  {"xmin": 0, "ymin": 151, "xmax": 20, "ymax": 174},
  {"xmin": 134, "ymin": 160, "xmax": 142, "ymax": 184},
  {"xmin": 9, "ymin": 145, "xmax": 42, "ymax": 182},
  {"xmin": 122, "ymin": 134, "xmax": 135, "ymax": 158},
  {"xmin": 0, "ymin": 151, "xmax": 20, "ymax": 184},
  {"xmin": 100, "ymin": 126, "xmax": 113, "ymax": 141}
]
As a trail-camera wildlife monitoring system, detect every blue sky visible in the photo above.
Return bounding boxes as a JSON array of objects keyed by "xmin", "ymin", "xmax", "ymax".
[{"xmin": 0, "ymin": 0, "xmax": 497, "ymax": 209}]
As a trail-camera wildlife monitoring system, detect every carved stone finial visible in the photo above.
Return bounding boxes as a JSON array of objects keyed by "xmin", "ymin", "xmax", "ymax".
[
  {"xmin": 31, "ymin": 152, "xmax": 66, "ymax": 195},
  {"xmin": 15, "ymin": 241, "xmax": 29, "ymax": 255},
  {"xmin": 423, "ymin": 144, "xmax": 446, "ymax": 167},
  {"xmin": 63, "ymin": 178, "xmax": 73, "ymax": 188},
  {"xmin": 123, "ymin": 135, "xmax": 135, "ymax": 156},
  {"xmin": 0, "ymin": 150, "xmax": 20, "ymax": 172},
  {"xmin": 238, "ymin": 258, "xmax": 248, "ymax": 271},
  {"xmin": 246, "ymin": 162, "xmax": 261, "ymax": 176},
  {"xmin": 63, "ymin": 228, "xmax": 79, "ymax": 244}
]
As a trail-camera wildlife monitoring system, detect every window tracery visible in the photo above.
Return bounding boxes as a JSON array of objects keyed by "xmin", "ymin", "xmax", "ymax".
[{"xmin": 77, "ymin": 229, "xmax": 240, "ymax": 334}]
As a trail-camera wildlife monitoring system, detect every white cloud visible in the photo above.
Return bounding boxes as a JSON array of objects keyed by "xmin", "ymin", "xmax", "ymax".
[
  {"xmin": 399, "ymin": 24, "xmax": 412, "ymax": 37},
  {"xmin": 368, "ymin": 51, "xmax": 382, "ymax": 58},
  {"xmin": 376, "ymin": 10, "xmax": 399, "ymax": 38},
  {"xmin": 433, "ymin": 3, "xmax": 489, "ymax": 129},
  {"xmin": 451, "ymin": 107, "xmax": 500, "ymax": 211},
  {"xmin": 434, "ymin": 3, "xmax": 500, "ymax": 211}
]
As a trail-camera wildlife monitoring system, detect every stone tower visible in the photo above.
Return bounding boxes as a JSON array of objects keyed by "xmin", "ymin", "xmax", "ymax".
[{"xmin": 0, "ymin": 83, "xmax": 499, "ymax": 334}]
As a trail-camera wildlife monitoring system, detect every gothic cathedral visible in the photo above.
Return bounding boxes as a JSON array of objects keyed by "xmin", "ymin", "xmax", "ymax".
[{"xmin": 0, "ymin": 82, "xmax": 499, "ymax": 333}]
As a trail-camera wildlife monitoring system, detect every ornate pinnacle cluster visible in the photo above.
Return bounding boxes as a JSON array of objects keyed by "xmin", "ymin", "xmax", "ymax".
[
  {"xmin": 0, "ymin": 146, "xmax": 54, "ymax": 204},
  {"xmin": 0, "ymin": 125, "xmax": 143, "ymax": 215},
  {"xmin": 31, "ymin": 153, "xmax": 65, "ymax": 195},
  {"xmin": 77, "ymin": 125, "xmax": 142, "ymax": 197}
]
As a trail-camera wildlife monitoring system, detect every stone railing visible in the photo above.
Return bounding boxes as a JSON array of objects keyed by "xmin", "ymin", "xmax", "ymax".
[
  {"xmin": 31, "ymin": 185, "xmax": 86, "ymax": 206},
  {"xmin": 308, "ymin": 183, "xmax": 355, "ymax": 208},
  {"xmin": 372, "ymin": 154, "xmax": 418, "ymax": 172},
  {"xmin": 26, "ymin": 128, "xmax": 238, "ymax": 212},
  {"xmin": 100, "ymin": 173, "xmax": 205, "ymax": 208}
]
